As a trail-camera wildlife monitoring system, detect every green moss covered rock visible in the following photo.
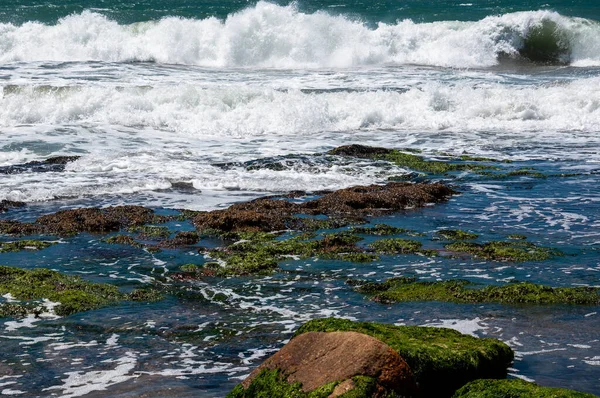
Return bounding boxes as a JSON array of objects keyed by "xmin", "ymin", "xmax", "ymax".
[
  {"xmin": 229, "ymin": 330, "xmax": 417, "ymax": 398},
  {"xmin": 452, "ymin": 379, "xmax": 596, "ymax": 398},
  {"xmin": 296, "ymin": 318, "xmax": 514, "ymax": 397},
  {"xmin": 328, "ymin": 144, "xmax": 491, "ymax": 174},
  {"xmin": 0, "ymin": 240, "xmax": 55, "ymax": 253},
  {"xmin": 356, "ymin": 278, "xmax": 600, "ymax": 306},
  {"xmin": 445, "ymin": 241, "xmax": 560, "ymax": 262},
  {"xmin": 0, "ymin": 265, "xmax": 161, "ymax": 317}
]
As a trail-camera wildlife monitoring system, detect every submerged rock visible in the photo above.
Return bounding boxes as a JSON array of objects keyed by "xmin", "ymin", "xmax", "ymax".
[
  {"xmin": 231, "ymin": 331, "xmax": 417, "ymax": 398},
  {"xmin": 452, "ymin": 378, "xmax": 596, "ymax": 398}
]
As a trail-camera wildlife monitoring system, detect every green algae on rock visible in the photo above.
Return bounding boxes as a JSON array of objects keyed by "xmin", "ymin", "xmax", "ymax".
[
  {"xmin": 202, "ymin": 232, "xmax": 367, "ymax": 276},
  {"xmin": 103, "ymin": 234, "xmax": 143, "ymax": 247},
  {"xmin": 445, "ymin": 241, "xmax": 561, "ymax": 262},
  {"xmin": 328, "ymin": 144, "xmax": 491, "ymax": 174},
  {"xmin": 437, "ymin": 230, "xmax": 479, "ymax": 241},
  {"xmin": 128, "ymin": 225, "xmax": 171, "ymax": 239},
  {"xmin": 0, "ymin": 265, "xmax": 161, "ymax": 317},
  {"xmin": 230, "ymin": 330, "xmax": 417, "ymax": 398},
  {"xmin": 228, "ymin": 369, "xmax": 338, "ymax": 398},
  {"xmin": 452, "ymin": 378, "xmax": 597, "ymax": 398},
  {"xmin": 354, "ymin": 278, "xmax": 600, "ymax": 306},
  {"xmin": 0, "ymin": 239, "xmax": 56, "ymax": 253},
  {"xmin": 349, "ymin": 224, "xmax": 413, "ymax": 236},
  {"xmin": 369, "ymin": 238, "xmax": 430, "ymax": 255},
  {"xmin": 296, "ymin": 318, "xmax": 514, "ymax": 398}
]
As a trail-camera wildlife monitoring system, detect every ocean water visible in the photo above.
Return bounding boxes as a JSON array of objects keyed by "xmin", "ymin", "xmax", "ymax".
[{"xmin": 0, "ymin": 0, "xmax": 599, "ymax": 396}]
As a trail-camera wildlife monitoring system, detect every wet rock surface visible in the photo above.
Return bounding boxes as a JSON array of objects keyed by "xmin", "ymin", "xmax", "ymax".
[
  {"xmin": 239, "ymin": 331, "xmax": 417, "ymax": 397},
  {"xmin": 193, "ymin": 182, "xmax": 455, "ymax": 233}
]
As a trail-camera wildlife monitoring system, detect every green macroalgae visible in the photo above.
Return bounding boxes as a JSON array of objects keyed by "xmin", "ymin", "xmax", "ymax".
[
  {"xmin": 0, "ymin": 239, "xmax": 55, "ymax": 253},
  {"xmin": 228, "ymin": 370, "xmax": 392, "ymax": 398},
  {"xmin": 353, "ymin": 278, "xmax": 600, "ymax": 306},
  {"xmin": 0, "ymin": 265, "xmax": 161, "ymax": 317},
  {"xmin": 295, "ymin": 318, "xmax": 513, "ymax": 398},
  {"xmin": 437, "ymin": 229, "xmax": 479, "ymax": 241},
  {"xmin": 452, "ymin": 379, "xmax": 597, "ymax": 398},
  {"xmin": 349, "ymin": 224, "xmax": 414, "ymax": 236},
  {"xmin": 327, "ymin": 144, "xmax": 493, "ymax": 174},
  {"xmin": 202, "ymin": 232, "xmax": 369, "ymax": 276},
  {"xmin": 368, "ymin": 238, "xmax": 436, "ymax": 256},
  {"xmin": 227, "ymin": 369, "xmax": 339, "ymax": 398},
  {"xmin": 445, "ymin": 241, "xmax": 561, "ymax": 262}
]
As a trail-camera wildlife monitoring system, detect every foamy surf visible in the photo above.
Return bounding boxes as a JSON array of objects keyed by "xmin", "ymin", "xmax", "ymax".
[{"xmin": 0, "ymin": 3, "xmax": 598, "ymax": 68}]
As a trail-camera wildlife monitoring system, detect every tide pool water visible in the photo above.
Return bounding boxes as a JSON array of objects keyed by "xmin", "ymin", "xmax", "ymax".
[{"xmin": 0, "ymin": 1, "xmax": 599, "ymax": 397}]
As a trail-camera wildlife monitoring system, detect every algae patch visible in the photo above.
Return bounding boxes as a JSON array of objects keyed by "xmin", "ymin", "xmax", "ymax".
[
  {"xmin": 445, "ymin": 241, "xmax": 560, "ymax": 262},
  {"xmin": 227, "ymin": 369, "xmax": 338, "ymax": 398},
  {"xmin": 328, "ymin": 144, "xmax": 492, "ymax": 174},
  {"xmin": 0, "ymin": 265, "xmax": 161, "ymax": 317},
  {"xmin": 437, "ymin": 230, "xmax": 479, "ymax": 241},
  {"xmin": 354, "ymin": 278, "xmax": 600, "ymax": 306},
  {"xmin": 0, "ymin": 240, "xmax": 56, "ymax": 253},
  {"xmin": 452, "ymin": 378, "xmax": 596, "ymax": 398}
]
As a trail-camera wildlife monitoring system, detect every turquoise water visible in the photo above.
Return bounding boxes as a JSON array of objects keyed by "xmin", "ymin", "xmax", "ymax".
[
  {"xmin": 0, "ymin": 0, "xmax": 599, "ymax": 396},
  {"xmin": 2, "ymin": 0, "xmax": 600, "ymax": 24}
]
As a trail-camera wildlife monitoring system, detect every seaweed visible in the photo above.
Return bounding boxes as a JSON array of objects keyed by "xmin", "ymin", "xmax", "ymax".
[
  {"xmin": 0, "ymin": 240, "xmax": 55, "ymax": 253},
  {"xmin": 452, "ymin": 378, "xmax": 596, "ymax": 398},
  {"xmin": 0, "ymin": 265, "xmax": 162, "ymax": 317},
  {"xmin": 354, "ymin": 278, "xmax": 600, "ymax": 306},
  {"xmin": 437, "ymin": 230, "xmax": 479, "ymax": 241},
  {"xmin": 445, "ymin": 241, "xmax": 560, "ymax": 262}
]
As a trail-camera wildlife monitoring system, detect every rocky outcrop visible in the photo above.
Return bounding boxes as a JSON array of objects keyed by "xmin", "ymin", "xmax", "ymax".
[
  {"xmin": 232, "ymin": 331, "xmax": 417, "ymax": 398},
  {"xmin": 193, "ymin": 182, "xmax": 455, "ymax": 233},
  {"xmin": 295, "ymin": 318, "xmax": 514, "ymax": 397}
]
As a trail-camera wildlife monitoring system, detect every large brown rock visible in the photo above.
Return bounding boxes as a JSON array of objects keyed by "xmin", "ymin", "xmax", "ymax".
[{"xmin": 242, "ymin": 331, "xmax": 417, "ymax": 397}]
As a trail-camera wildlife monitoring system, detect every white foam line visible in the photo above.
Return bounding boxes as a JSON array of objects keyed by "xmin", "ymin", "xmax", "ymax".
[{"xmin": 515, "ymin": 348, "xmax": 567, "ymax": 356}]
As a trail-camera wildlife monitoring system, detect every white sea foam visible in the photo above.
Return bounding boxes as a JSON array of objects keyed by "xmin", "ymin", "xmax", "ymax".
[
  {"xmin": 0, "ymin": 4, "xmax": 598, "ymax": 68},
  {"xmin": 422, "ymin": 317, "xmax": 488, "ymax": 336},
  {"xmin": 42, "ymin": 352, "xmax": 138, "ymax": 398},
  {"xmin": 1, "ymin": 78, "xmax": 599, "ymax": 137}
]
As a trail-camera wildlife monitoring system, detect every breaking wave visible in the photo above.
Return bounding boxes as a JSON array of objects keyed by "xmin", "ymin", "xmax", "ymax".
[{"xmin": 0, "ymin": 2, "xmax": 598, "ymax": 68}]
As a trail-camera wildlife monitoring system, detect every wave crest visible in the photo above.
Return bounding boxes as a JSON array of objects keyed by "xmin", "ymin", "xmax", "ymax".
[{"xmin": 0, "ymin": 3, "xmax": 598, "ymax": 68}]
